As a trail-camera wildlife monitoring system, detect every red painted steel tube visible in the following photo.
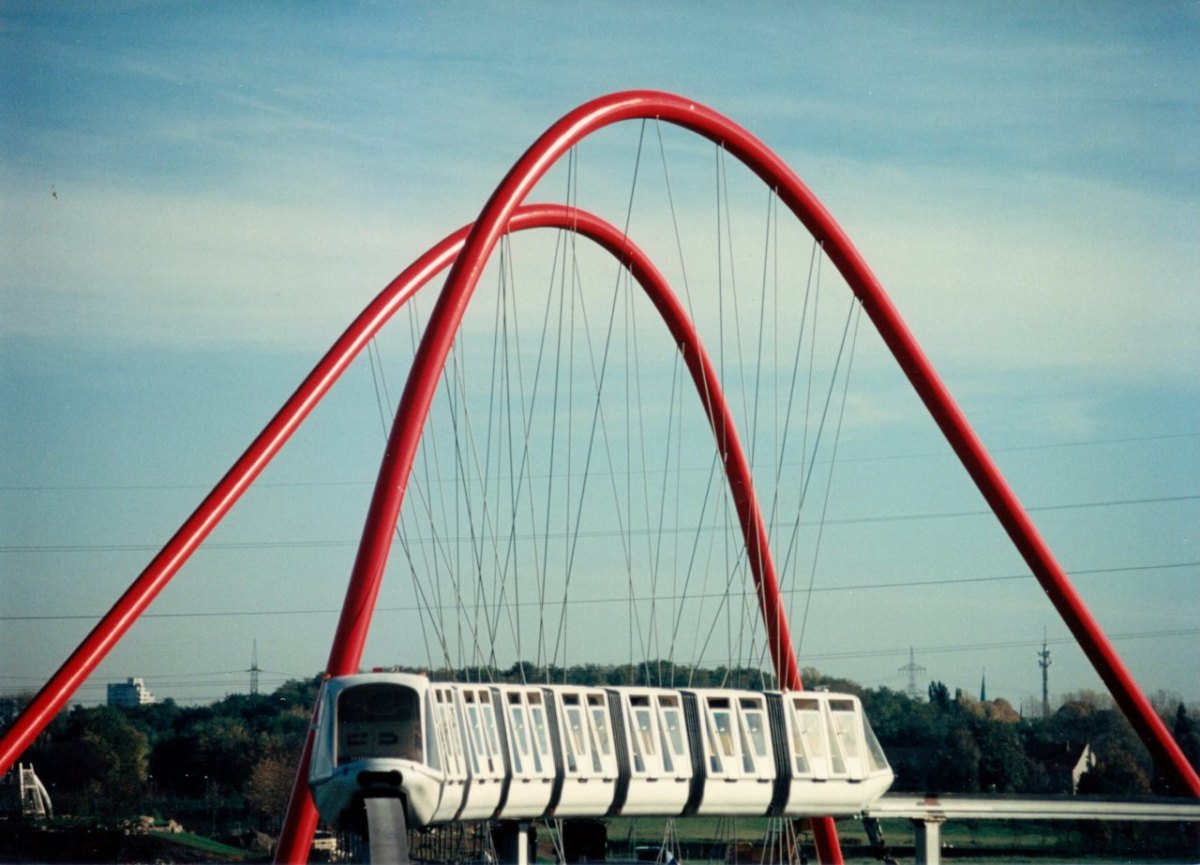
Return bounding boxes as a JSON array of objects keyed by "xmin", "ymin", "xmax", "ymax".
[{"xmin": 276, "ymin": 205, "xmax": 814, "ymax": 863}]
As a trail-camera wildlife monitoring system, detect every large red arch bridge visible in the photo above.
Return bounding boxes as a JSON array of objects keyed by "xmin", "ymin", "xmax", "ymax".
[{"xmin": 1, "ymin": 91, "xmax": 1195, "ymax": 865}]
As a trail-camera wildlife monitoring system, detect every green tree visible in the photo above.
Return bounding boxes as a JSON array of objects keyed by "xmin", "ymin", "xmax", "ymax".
[
  {"xmin": 33, "ymin": 706, "xmax": 149, "ymax": 817},
  {"xmin": 1078, "ymin": 748, "xmax": 1151, "ymax": 795},
  {"xmin": 1173, "ymin": 704, "xmax": 1200, "ymax": 771},
  {"xmin": 973, "ymin": 717, "xmax": 1028, "ymax": 792},
  {"xmin": 245, "ymin": 749, "xmax": 302, "ymax": 828},
  {"xmin": 0, "ymin": 693, "xmax": 33, "ymax": 731},
  {"xmin": 928, "ymin": 681, "xmax": 951, "ymax": 713},
  {"xmin": 928, "ymin": 725, "xmax": 981, "ymax": 791}
]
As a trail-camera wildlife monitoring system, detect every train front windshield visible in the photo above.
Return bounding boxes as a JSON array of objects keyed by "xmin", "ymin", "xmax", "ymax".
[{"xmin": 337, "ymin": 682, "xmax": 422, "ymax": 765}]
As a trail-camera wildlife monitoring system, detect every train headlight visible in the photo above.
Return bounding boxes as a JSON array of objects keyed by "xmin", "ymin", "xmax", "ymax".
[{"xmin": 357, "ymin": 769, "xmax": 404, "ymax": 788}]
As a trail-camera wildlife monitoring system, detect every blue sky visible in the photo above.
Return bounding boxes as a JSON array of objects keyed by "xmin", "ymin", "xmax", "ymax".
[{"xmin": 2, "ymin": 2, "xmax": 1197, "ymax": 711}]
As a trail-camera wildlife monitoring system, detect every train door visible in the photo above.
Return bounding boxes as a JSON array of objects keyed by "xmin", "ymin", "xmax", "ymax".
[
  {"xmin": 429, "ymin": 685, "xmax": 467, "ymax": 822},
  {"xmin": 736, "ymin": 695, "xmax": 775, "ymax": 779},
  {"xmin": 550, "ymin": 688, "xmax": 618, "ymax": 816},
  {"xmin": 703, "ymin": 696, "xmax": 743, "ymax": 778},
  {"xmin": 458, "ymin": 686, "xmax": 505, "ymax": 819},
  {"xmin": 787, "ymin": 695, "xmax": 832, "ymax": 780},
  {"xmin": 827, "ymin": 698, "xmax": 865, "ymax": 779},
  {"xmin": 691, "ymin": 691, "xmax": 775, "ymax": 815},
  {"xmin": 494, "ymin": 686, "xmax": 555, "ymax": 818},
  {"xmin": 614, "ymin": 690, "xmax": 691, "ymax": 816}
]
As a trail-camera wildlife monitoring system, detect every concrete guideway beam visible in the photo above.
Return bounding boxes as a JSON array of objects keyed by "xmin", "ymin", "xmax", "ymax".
[{"xmin": 867, "ymin": 791, "xmax": 1200, "ymax": 821}]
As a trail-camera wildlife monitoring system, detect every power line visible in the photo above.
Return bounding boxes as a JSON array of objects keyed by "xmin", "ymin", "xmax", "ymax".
[
  {"xmin": 2, "ymin": 561, "xmax": 1196, "ymax": 623},
  {"xmin": 3, "ymin": 431, "xmax": 1195, "ymax": 493},
  {"xmin": 796, "ymin": 629, "xmax": 1200, "ymax": 663},
  {"xmin": 2, "ymin": 493, "xmax": 1196, "ymax": 554}
]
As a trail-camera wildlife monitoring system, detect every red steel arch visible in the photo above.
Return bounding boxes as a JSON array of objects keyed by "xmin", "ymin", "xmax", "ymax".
[{"xmin": 274, "ymin": 88, "xmax": 1198, "ymax": 861}]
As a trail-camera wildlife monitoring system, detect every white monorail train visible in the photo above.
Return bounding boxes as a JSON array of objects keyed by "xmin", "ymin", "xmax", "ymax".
[{"xmin": 309, "ymin": 673, "xmax": 893, "ymax": 831}]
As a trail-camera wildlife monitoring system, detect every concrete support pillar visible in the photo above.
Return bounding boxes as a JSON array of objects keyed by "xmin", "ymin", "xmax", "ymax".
[
  {"xmin": 494, "ymin": 820, "xmax": 533, "ymax": 865},
  {"xmin": 912, "ymin": 816, "xmax": 945, "ymax": 865}
]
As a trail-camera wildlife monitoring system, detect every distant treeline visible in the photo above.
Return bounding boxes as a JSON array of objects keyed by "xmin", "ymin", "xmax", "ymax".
[{"xmin": 3, "ymin": 661, "xmax": 1199, "ymax": 854}]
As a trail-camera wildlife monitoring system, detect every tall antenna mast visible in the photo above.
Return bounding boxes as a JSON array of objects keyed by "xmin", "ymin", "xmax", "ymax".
[
  {"xmin": 250, "ymin": 639, "xmax": 260, "ymax": 696},
  {"xmin": 1038, "ymin": 630, "xmax": 1052, "ymax": 717}
]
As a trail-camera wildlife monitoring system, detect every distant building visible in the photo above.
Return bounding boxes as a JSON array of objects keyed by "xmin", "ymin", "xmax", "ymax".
[{"xmin": 106, "ymin": 677, "xmax": 157, "ymax": 707}]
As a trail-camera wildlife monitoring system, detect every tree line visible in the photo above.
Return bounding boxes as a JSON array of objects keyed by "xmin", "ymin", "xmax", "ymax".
[{"xmin": 3, "ymin": 662, "xmax": 1198, "ymax": 835}]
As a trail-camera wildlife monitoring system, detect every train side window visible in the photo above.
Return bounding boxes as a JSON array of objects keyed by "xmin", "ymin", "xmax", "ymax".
[
  {"xmin": 741, "ymin": 700, "xmax": 768, "ymax": 758},
  {"xmin": 448, "ymin": 690, "xmax": 466, "ymax": 774},
  {"xmin": 703, "ymin": 708, "xmax": 724, "ymax": 775},
  {"xmin": 564, "ymin": 699, "xmax": 591, "ymax": 774},
  {"xmin": 830, "ymin": 699, "xmax": 859, "ymax": 775},
  {"xmin": 481, "ymin": 692, "xmax": 500, "ymax": 773},
  {"xmin": 708, "ymin": 700, "xmax": 738, "ymax": 767},
  {"xmin": 425, "ymin": 697, "xmax": 441, "ymax": 770},
  {"xmin": 529, "ymin": 694, "xmax": 551, "ymax": 761},
  {"xmin": 561, "ymin": 695, "xmax": 580, "ymax": 773},
  {"xmin": 863, "ymin": 713, "xmax": 889, "ymax": 773},
  {"xmin": 509, "ymin": 696, "xmax": 529, "ymax": 774},
  {"xmin": 658, "ymin": 696, "xmax": 685, "ymax": 773},
  {"xmin": 824, "ymin": 709, "xmax": 847, "ymax": 776},
  {"xmin": 517, "ymin": 696, "xmax": 544, "ymax": 774},
  {"xmin": 568, "ymin": 707, "xmax": 586, "ymax": 755},
  {"xmin": 626, "ymin": 702, "xmax": 647, "ymax": 774},
  {"xmin": 584, "ymin": 694, "xmax": 608, "ymax": 773},
  {"xmin": 482, "ymin": 701, "xmax": 502, "ymax": 768},
  {"xmin": 792, "ymin": 697, "xmax": 827, "ymax": 776},
  {"xmin": 588, "ymin": 695, "xmax": 612, "ymax": 757},
  {"xmin": 472, "ymin": 692, "xmax": 501, "ymax": 775},
  {"xmin": 435, "ymin": 689, "xmax": 464, "ymax": 776},
  {"xmin": 464, "ymin": 702, "xmax": 482, "ymax": 774},
  {"xmin": 631, "ymin": 698, "xmax": 657, "ymax": 765},
  {"xmin": 659, "ymin": 729, "xmax": 674, "ymax": 773},
  {"xmin": 741, "ymin": 699, "xmax": 768, "ymax": 773},
  {"xmin": 789, "ymin": 714, "xmax": 810, "ymax": 776}
]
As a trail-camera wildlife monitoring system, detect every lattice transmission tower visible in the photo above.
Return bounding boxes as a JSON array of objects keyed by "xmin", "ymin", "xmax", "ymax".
[
  {"xmin": 899, "ymin": 646, "xmax": 927, "ymax": 701},
  {"xmin": 250, "ymin": 639, "xmax": 260, "ymax": 696}
]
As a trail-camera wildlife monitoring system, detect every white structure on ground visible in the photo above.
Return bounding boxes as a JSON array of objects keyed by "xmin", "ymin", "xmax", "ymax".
[{"xmin": 1, "ymin": 763, "xmax": 53, "ymax": 818}]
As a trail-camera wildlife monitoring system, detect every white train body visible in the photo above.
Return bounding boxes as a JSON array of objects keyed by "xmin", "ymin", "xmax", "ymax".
[{"xmin": 308, "ymin": 673, "xmax": 892, "ymax": 830}]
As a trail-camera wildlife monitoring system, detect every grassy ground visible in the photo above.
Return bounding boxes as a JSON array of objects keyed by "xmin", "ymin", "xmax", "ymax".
[
  {"xmin": 0, "ymin": 821, "xmax": 258, "ymax": 863},
  {"xmin": 148, "ymin": 829, "xmax": 255, "ymax": 859}
]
